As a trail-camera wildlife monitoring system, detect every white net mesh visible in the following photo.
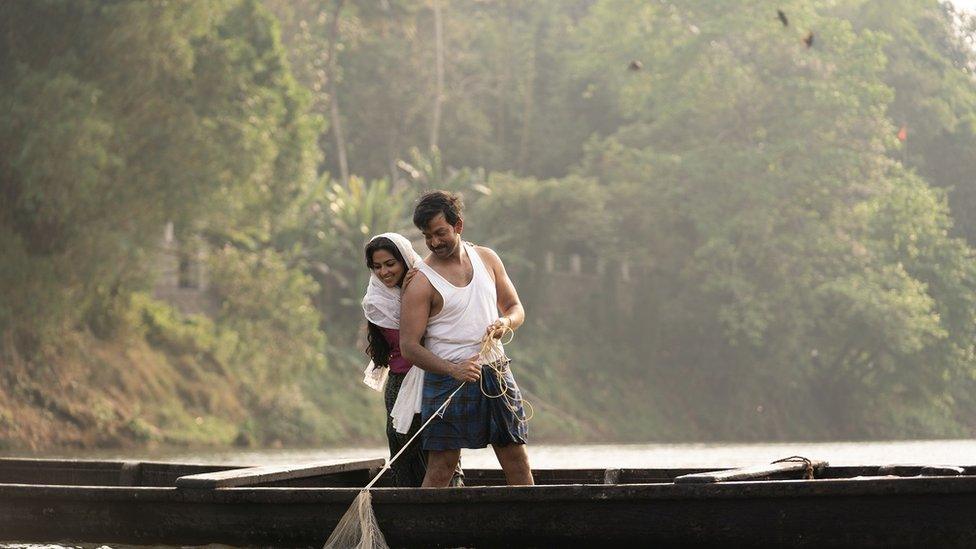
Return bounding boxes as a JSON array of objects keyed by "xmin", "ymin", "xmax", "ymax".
[{"xmin": 323, "ymin": 491, "xmax": 390, "ymax": 549}]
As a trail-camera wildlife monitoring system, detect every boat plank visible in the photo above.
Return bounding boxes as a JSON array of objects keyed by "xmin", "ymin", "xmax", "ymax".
[
  {"xmin": 0, "ymin": 458, "xmax": 240, "ymax": 487},
  {"xmin": 879, "ymin": 464, "xmax": 965, "ymax": 477},
  {"xmin": 922, "ymin": 465, "xmax": 965, "ymax": 476},
  {"xmin": 175, "ymin": 458, "xmax": 385, "ymax": 489},
  {"xmin": 673, "ymin": 460, "xmax": 828, "ymax": 484}
]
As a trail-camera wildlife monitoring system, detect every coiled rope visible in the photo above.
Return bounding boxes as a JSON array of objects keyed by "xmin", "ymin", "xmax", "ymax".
[
  {"xmin": 477, "ymin": 325, "xmax": 533, "ymax": 425},
  {"xmin": 771, "ymin": 455, "xmax": 814, "ymax": 480}
]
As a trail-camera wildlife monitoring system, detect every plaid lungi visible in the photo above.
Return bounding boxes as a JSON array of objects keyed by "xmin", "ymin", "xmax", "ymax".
[{"xmin": 421, "ymin": 361, "xmax": 528, "ymax": 451}]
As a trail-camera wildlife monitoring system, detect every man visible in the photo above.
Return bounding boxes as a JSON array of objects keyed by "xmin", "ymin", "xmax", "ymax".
[{"xmin": 400, "ymin": 190, "xmax": 534, "ymax": 487}]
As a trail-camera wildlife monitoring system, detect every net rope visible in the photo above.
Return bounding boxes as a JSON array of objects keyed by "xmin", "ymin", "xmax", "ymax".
[
  {"xmin": 323, "ymin": 325, "xmax": 527, "ymax": 548},
  {"xmin": 477, "ymin": 326, "xmax": 533, "ymax": 424}
]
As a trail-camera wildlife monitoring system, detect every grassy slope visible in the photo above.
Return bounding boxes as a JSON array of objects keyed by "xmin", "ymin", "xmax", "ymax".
[
  {"xmin": 0, "ymin": 321, "xmax": 662, "ymax": 451},
  {"xmin": 0, "ymin": 315, "xmax": 387, "ymax": 451},
  {"xmin": 3, "ymin": 307, "xmax": 969, "ymax": 451}
]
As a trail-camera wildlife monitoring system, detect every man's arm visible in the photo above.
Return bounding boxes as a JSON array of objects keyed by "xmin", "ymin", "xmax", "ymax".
[
  {"xmin": 477, "ymin": 246, "xmax": 525, "ymax": 337},
  {"xmin": 400, "ymin": 271, "xmax": 481, "ymax": 381}
]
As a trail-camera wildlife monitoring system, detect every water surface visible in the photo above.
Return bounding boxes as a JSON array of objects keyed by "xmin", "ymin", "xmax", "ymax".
[{"xmin": 9, "ymin": 438, "xmax": 974, "ymax": 468}]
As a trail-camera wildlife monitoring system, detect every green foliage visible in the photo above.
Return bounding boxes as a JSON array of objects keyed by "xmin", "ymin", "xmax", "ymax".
[
  {"xmin": 135, "ymin": 293, "xmax": 232, "ymax": 363},
  {"xmin": 396, "ymin": 147, "xmax": 491, "ymax": 198},
  {"xmin": 557, "ymin": 0, "xmax": 976, "ymax": 435},
  {"xmin": 470, "ymin": 173, "xmax": 610, "ymax": 274},
  {"xmin": 194, "ymin": 0, "xmax": 323, "ymax": 239},
  {"xmin": 0, "ymin": 0, "xmax": 319, "ymax": 347},
  {"xmin": 288, "ymin": 176, "xmax": 413, "ymax": 339},
  {"xmin": 852, "ymin": 0, "xmax": 976, "ymax": 242},
  {"xmin": 5, "ymin": 0, "xmax": 976, "ymax": 448},
  {"xmin": 209, "ymin": 246, "xmax": 326, "ymax": 389}
]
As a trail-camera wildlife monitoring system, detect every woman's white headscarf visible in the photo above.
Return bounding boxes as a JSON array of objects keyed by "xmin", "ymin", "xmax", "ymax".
[
  {"xmin": 360, "ymin": 233, "xmax": 427, "ymax": 432},
  {"xmin": 361, "ymin": 232, "xmax": 422, "ymax": 330}
]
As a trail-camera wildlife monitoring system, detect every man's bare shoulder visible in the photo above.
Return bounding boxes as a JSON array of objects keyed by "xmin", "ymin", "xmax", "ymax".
[
  {"xmin": 472, "ymin": 244, "xmax": 503, "ymax": 267},
  {"xmin": 402, "ymin": 269, "xmax": 434, "ymax": 299}
]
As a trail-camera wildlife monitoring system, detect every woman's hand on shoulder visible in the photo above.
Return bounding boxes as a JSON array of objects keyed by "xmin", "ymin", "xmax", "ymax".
[{"xmin": 400, "ymin": 267, "xmax": 420, "ymax": 293}]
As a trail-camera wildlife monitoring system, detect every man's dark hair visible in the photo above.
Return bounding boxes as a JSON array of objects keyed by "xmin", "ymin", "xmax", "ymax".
[{"xmin": 413, "ymin": 190, "xmax": 463, "ymax": 230}]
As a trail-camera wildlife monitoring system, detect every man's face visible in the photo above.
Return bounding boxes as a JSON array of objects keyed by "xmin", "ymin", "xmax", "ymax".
[{"xmin": 422, "ymin": 213, "xmax": 462, "ymax": 259}]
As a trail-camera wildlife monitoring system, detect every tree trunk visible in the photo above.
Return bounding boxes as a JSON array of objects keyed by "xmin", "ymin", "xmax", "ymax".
[
  {"xmin": 516, "ymin": 20, "xmax": 538, "ymax": 173},
  {"xmin": 326, "ymin": 0, "xmax": 349, "ymax": 186},
  {"xmin": 429, "ymin": 0, "xmax": 445, "ymax": 153}
]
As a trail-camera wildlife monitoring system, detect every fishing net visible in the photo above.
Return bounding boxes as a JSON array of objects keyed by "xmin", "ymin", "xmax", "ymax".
[
  {"xmin": 323, "ymin": 327, "xmax": 525, "ymax": 548},
  {"xmin": 322, "ymin": 376, "xmax": 467, "ymax": 549},
  {"xmin": 322, "ymin": 491, "xmax": 388, "ymax": 549}
]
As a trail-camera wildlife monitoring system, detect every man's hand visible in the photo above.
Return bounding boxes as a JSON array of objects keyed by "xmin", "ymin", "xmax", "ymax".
[
  {"xmin": 485, "ymin": 317, "xmax": 512, "ymax": 340},
  {"xmin": 400, "ymin": 266, "xmax": 420, "ymax": 292},
  {"xmin": 450, "ymin": 354, "xmax": 482, "ymax": 382}
]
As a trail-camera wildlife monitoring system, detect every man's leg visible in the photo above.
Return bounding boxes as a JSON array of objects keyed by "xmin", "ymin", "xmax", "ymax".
[
  {"xmin": 492, "ymin": 444, "xmax": 534, "ymax": 485},
  {"xmin": 422, "ymin": 449, "xmax": 461, "ymax": 487}
]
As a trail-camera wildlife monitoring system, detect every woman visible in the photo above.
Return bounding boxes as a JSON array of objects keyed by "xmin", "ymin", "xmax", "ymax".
[{"xmin": 361, "ymin": 233, "xmax": 461, "ymax": 487}]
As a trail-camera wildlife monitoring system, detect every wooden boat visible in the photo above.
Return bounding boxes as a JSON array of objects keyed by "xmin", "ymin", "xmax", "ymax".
[{"xmin": 1, "ymin": 456, "xmax": 974, "ymax": 547}]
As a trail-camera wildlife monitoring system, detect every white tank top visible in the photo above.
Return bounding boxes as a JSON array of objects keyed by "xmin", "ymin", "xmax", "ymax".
[{"xmin": 416, "ymin": 243, "xmax": 501, "ymax": 364}]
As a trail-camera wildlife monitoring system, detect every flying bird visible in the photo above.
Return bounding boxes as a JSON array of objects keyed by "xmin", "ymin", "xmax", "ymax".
[
  {"xmin": 803, "ymin": 31, "xmax": 815, "ymax": 48},
  {"xmin": 777, "ymin": 9, "xmax": 788, "ymax": 27},
  {"xmin": 628, "ymin": 60, "xmax": 643, "ymax": 71}
]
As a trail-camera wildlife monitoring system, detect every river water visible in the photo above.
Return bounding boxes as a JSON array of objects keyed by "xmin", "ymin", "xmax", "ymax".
[
  {"xmin": 11, "ymin": 438, "xmax": 974, "ymax": 468},
  {"xmin": 4, "ymin": 439, "xmax": 974, "ymax": 548}
]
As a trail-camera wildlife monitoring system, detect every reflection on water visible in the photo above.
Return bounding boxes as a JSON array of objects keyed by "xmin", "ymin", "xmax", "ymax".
[{"xmin": 6, "ymin": 439, "xmax": 975, "ymax": 468}]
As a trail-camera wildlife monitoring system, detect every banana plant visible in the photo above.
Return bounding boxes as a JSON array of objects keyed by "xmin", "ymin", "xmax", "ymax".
[{"xmin": 296, "ymin": 175, "xmax": 413, "ymax": 339}]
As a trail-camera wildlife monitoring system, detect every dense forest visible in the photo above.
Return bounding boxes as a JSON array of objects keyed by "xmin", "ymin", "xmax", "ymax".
[{"xmin": 2, "ymin": 0, "xmax": 976, "ymax": 450}]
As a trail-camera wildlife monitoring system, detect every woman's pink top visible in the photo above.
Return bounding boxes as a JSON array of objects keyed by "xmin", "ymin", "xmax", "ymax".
[{"xmin": 380, "ymin": 327, "xmax": 413, "ymax": 374}]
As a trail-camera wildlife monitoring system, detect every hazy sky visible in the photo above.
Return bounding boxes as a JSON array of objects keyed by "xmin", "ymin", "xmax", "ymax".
[{"xmin": 952, "ymin": 0, "xmax": 976, "ymax": 12}]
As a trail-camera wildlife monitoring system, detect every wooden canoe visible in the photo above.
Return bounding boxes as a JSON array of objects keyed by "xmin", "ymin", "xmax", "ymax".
[{"xmin": 0, "ymin": 457, "xmax": 974, "ymax": 547}]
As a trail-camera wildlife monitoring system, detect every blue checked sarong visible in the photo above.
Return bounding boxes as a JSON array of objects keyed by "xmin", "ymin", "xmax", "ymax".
[{"xmin": 421, "ymin": 361, "xmax": 528, "ymax": 451}]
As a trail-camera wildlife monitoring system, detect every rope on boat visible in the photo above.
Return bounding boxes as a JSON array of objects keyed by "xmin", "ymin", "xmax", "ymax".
[
  {"xmin": 477, "ymin": 325, "xmax": 533, "ymax": 425},
  {"xmin": 772, "ymin": 455, "xmax": 814, "ymax": 479}
]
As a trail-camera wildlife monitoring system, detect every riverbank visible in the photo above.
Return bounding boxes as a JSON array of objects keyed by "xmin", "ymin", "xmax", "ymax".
[
  {"xmin": 0, "ymin": 320, "xmax": 382, "ymax": 452},
  {"xmin": 2, "ymin": 297, "xmax": 972, "ymax": 452}
]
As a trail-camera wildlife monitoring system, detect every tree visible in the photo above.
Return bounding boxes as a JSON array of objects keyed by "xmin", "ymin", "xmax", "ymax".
[
  {"xmin": 572, "ymin": 0, "xmax": 976, "ymax": 435},
  {"xmin": 851, "ymin": 0, "xmax": 976, "ymax": 243}
]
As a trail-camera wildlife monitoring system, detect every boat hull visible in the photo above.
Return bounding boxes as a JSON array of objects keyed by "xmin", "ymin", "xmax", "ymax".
[{"xmin": 3, "ymin": 476, "xmax": 976, "ymax": 547}]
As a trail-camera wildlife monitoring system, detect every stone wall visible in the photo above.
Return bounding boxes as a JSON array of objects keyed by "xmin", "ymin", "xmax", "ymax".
[
  {"xmin": 526, "ymin": 252, "xmax": 637, "ymax": 322},
  {"xmin": 151, "ymin": 222, "xmax": 218, "ymax": 317}
]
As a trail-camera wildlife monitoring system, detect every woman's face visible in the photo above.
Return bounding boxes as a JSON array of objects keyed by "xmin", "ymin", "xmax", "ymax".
[{"xmin": 369, "ymin": 248, "xmax": 405, "ymax": 288}]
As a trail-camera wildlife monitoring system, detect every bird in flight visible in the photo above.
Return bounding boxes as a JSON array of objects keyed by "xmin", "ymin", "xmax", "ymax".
[
  {"xmin": 803, "ymin": 31, "xmax": 814, "ymax": 48},
  {"xmin": 777, "ymin": 9, "xmax": 788, "ymax": 27}
]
